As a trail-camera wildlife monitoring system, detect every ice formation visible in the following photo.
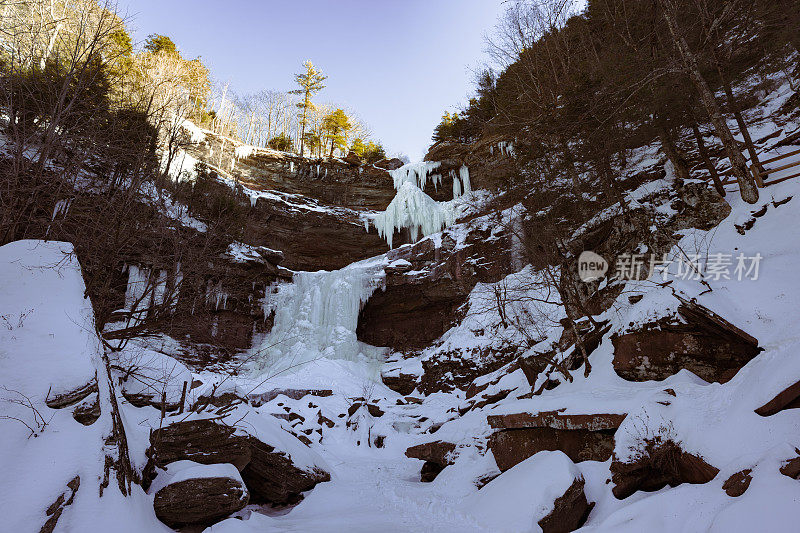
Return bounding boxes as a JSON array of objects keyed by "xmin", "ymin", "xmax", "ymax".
[
  {"xmin": 389, "ymin": 161, "xmax": 442, "ymax": 191},
  {"xmin": 180, "ymin": 119, "xmax": 207, "ymax": 144},
  {"xmin": 161, "ymin": 149, "xmax": 200, "ymax": 182},
  {"xmin": 249, "ymin": 260, "xmax": 385, "ymax": 376},
  {"xmin": 490, "ymin": 140, "xmax": 515, "ymax": 157},
  {"xmin": 123, "ymin": 264, "xmax": 169, "ymax": 322},
  {"xmin": 369, "ymin": 161, "xmax": 471, "ymax": 248},
  {"xmin": 234, "ymin": 144, "xmax": 259, "ymax": 160},
  {"xmin": 371, "ymin": 182, "xmax": 462, "ymax": 248}
]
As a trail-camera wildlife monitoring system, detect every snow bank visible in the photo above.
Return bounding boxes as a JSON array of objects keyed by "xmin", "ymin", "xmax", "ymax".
[
  {"xmin": 466, "ymin": 451, "xmax": 582, "ymax": 532},
  {"xmin": 0, "ymin": 240, "xmax": 98, "ymax": 398},
  {"xmin": 181, "ymin": 119, "xmax": 207, "ymax": 144}
]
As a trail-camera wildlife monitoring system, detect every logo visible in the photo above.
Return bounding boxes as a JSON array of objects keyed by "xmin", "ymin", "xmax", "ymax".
[{"xmin": 578, "ymin": 251, "xmax": 608, "ymax": 282}]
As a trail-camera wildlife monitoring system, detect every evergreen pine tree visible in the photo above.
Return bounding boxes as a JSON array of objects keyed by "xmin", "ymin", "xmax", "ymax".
[{"xmin": 291, "ymin": 60, "xmax": 327, "ymax": 156}]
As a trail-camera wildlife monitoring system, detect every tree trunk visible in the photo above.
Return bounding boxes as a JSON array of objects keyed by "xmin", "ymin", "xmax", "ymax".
[
  {"xmin": 691, "ymin": 122, "xmax": 726, "ymax": 196},
  {"xmin": 661, "ymin": 1, "xmax": 758, "ymax": 203},
  {"xmin": 713, "ymin": 50, "xmax": 763, "ymax": 181},
  {"xmin": 656, "ymin": 119, "xmax": 691, "ymax": 183}
]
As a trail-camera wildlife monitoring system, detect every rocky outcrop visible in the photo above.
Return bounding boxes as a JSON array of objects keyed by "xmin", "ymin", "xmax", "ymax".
[
  {"xmin": 538, "ymin": 478, "xmax": 594, "ymax": 533},
  {"xmin": 612, "ymin": 298, "xmax": 761, "ymax": 383},
  {"xmin": 188, "ymin": 130, "xmax": 397, "ymax": 211},
  {"xmin": 755, "ymin": 378, "xmax": 800, "ymax": 416},
  {"xmin": 72, "ymin": 394, "xmax": 100, "ymax": 426},
  {"xmin": 488, "ymin": 411, "xmax": 625, "ymax": 471},
  {"xmin": 148, "ymin": 419, "xmax": 251, "ymax": 471},
  {"xmin": 45, "ymin": 380, "xmax": 97, "ymax": 409},
  {"xmin": 245, "ymin": 193, "xmax": 390, "ymax": 271},
  {"xmin": 610, "ymin": 438, "xmax": 719, "ymax": 499},
  {"xmin": 152, "ymin": 463, "xmax": 249, "ymax": 527},
  {"xmin": 358, "ymin": 223, "xmax": 514, "ymax": 351},
  {"xmin": 40, "ymin": 476, "xmax": 80, "ymax": 533},
  {"xmin": 241, "ymin": 435, "xmax": 331, "ymax": 504},
  {"xmin": 405, "ymin": 441, "xmax": 457, "ymax": 482},
  {"xmin": 425, "ymin": 135, "xmax": 518, "ymax": 193}
]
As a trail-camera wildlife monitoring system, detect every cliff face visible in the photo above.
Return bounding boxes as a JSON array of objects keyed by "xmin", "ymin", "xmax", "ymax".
[
  {"xmin": 425, "ymin": 135, "xmax": 518, "ymax": 193},
  {"xmin": 186, "ymin": 131, "xmax": 398, "ymax": 211}
]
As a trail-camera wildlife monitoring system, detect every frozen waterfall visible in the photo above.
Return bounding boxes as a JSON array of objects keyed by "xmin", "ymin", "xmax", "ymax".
[
  {"xmin": 371, "ymin": 182, "xmax": 461, "ymax": 248},
  {"xmin": 368, "ymin": 161, "xmax": 472, "ymax": 248},
  {"xmin": 248, "ymin": 260, "xmax": 386, "ymax": 377}
]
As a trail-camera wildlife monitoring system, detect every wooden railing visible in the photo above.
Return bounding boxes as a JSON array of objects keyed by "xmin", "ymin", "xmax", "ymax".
[{"xmin": 720, "ymin": 146, "xmax": 800, "ymax": 188}]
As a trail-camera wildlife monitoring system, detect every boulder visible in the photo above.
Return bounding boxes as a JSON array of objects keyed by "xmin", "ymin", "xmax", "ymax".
[
  {"xmin": 780, "ymin": 453, "xmax": 800, "ymax": 479},
  {"xmin": 610, "ymin": 437, "xmax": 719, "ymax": 499},
  {"xmin": 538, "ymin": 478, "xmax": 594, "ymax": 533},
  {"xmin": 241, "ymin": 434, "xmax": 330, "ymax": 504},
  {"xmin": 722, "ymin": 469, "xmax": 753, "ymax": 497},
  {"xmin": 40, "ymin": 476, "xmax": 80, "ymax": 533},
  {"xmin": 248, "ymin": 388, "xmax": 332, "ymax": 406},
  {"xmin": 487, "ymin": 411, "xmax": 625, "ymax": 471},
  {"xmin": 374, "ymin": 157, "xmax": 405, "ymax": 170},
  {"xmin": 72, "ymin": 394, "xmax": 100, "ymax": 426},
  {"xmin": 488, "ymin": 410, "xmax": 626, "ymax": 431},
  {"xmin": 466, "ymin": 451, "xmax": 593, "ymax": 533},
  {"xmin": 381, "ymin": 371, "xmax": 418, "ymax": 395},
  {"xmin": 118, "ymin": 350, "xmax": 193, "ymax": 412},
  {"xmin": 755, "ymin": 379, "xmax": 800, "ymax": 416},
  {"xmin": 612, "ymin": 299, "xmax": 761, "ymax": 383},
  {"xmin": 148, "ymin": 419, "xmax": 251, "ymax": 471},
  {"xmin": 152, "ymin": 461, "xmax": 248, "ymax": 527},
  {"xmin": 405, "ymin": 441, "xmax": 457, "ymax": 482}
]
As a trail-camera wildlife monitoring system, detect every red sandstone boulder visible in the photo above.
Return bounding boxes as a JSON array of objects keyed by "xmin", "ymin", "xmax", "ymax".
[
  {"xmin": 612, "ymin": 299, "xmax": 761, "ymax": 383},
  {"xmin": 152, "ymin": 461, "xmax": 249, "ymax": 527},
  {"xmin": 610, "ymin": 437, "xmax": 719, "ymax": 499},
  {"xmin": 405, "ymin": 441, "xmax": 458, "ymax": 482},
  {"xmin": 466, "ymin": 451, "xmax": 593, "ymax": 533},
  {"xmin": 488, "ymin": 410, "xmax": 625, "ymax": 471},
  {"xmin": 722, "ymin": 469, "xmax": 753, "ymax": 497},
  {"xmin": 755, "ymin": 379, "xmax": 800, "ymax": 416},
  {"xmin": 148, "ymin": 419, "xmax": 252, "ymax": 471}
]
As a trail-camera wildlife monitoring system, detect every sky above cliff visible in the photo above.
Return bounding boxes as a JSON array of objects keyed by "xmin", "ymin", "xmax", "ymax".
[{"xmin": 117, "ymin": 0, "xmax": 507, "ymax": 160}]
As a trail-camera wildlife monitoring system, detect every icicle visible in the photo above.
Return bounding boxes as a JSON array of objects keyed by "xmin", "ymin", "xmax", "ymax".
[
  {"xmin": 459, "ymin": 165, "xmax": 471, "ymax": 194},
  {"xmin": 452, "ymin": 172, "xmax": 462, "ymax": 198},
  {"xmin": 124, "ymin": 263, "xmax": 152, "ymax": 321}
]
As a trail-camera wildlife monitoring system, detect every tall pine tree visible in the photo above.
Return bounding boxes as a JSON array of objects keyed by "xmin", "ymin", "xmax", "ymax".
[{"xmin": 291, "ymin": 60, "xmax": 327, "ymax": 156}]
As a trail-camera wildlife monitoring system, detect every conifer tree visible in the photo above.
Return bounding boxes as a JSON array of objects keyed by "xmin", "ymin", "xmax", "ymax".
[{"xmin": 291, "ymin": 60, "xmax": 327, "ymax": 156}]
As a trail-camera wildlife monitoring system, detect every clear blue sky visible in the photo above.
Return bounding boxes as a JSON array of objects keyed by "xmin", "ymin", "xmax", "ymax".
[{"xmin": 116, "ymin": 0, "xmax": 507, "ymax": 160}]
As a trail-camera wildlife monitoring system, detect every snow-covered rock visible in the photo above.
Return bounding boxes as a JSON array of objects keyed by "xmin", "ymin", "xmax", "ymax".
[
  {"xmin": 151, "ymin": 461, "xmax": 249, "ymax": 527},
  {"xmin": 466, "ymin": 451, "xmax": 592, "ymax": 533}
]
